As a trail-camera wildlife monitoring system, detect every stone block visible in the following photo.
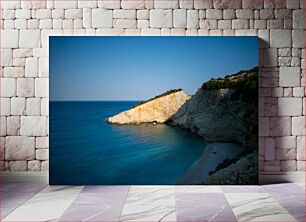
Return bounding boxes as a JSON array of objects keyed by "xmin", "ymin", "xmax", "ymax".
[
  {"xmin": 278, "ymin": 98, "xmax": 302, "ymax": 116},
  {"xmin": 98, "ymin": 0, "xmax": 120, "ymax": 9},
  {"xmin": 3, "ymin": 67, "xmax": 24, "ymax": 78},
  {"xmin": 35, "ymin": 78, "xmax": 49, "ymax": 98},
  {"xmin": 28, "ymin": 160, "xmax": 41, "ymax": 171},
  {"xmin": 41, "ymin": 98, "xmax": 49, "ymax": 116},
  {"xmin": 297, "ymin": 161, "xmax": 305, "ymax": 171},
  {"xmin": 137, "ymin": 10, "xmax": 149, "ymax": 19},
  {"xmin": 7, "ymin": 116, "xmax": 20, "ymax": 136},
  {"xmin": 11, "ymin": 98, "xmax": 26, "ymax": 115},
  {"xmin": 242, "ymin": 0, "xmax": 263, "ymax": 9},
  {"xmin": 259, "ymin": 117, "xmax": 270, "ymax": 136},
  {"xmin": 276, "ymin": 148, "xmax": 296, "ymax": 160},
  {"xmin": 121, "ymin": 0, "xmax": 145, "ymax": 9},
  {"xmin": 187, "ymin": 10, "xmax": 199, "ymax": 29},
  {"xmin": 287, "ymin": 0, "xmax": 300, "ymax": 9},
  {"xmin": 278, "ymin": 48, "xmax": 291, "ymax": 57},
  {"xmin": 232, "ymin": 19, "xmax": 249, "ymax": 29},
  {"xmin": 20, "ymin": 116, "xmax": 47, "ymax": 136},
  {"xmin": 38, "ymin": 58, "xmax": 49, "ymax": 77},
  {"xmin": 292, "ymin": 116, "xmax": 305, "ymax": 136},
  {"xmin": 1, "ymin": 30, "xmax": 19, "ymax": 48},
  {"xmin": 1, "ymin": 49, "xmax": 12, "ymax": 67},
  {"xmin": 218, "ymin": 20, "xmax": 231, "ymax": 29},
  {"xmin": 236, "ymin": 9, "xmax": 254, "ymax": 19},
  {"xmin": 223, "ymin": 9, "xmax": 235, "ymax": 19},
  {"xmin": 292, "ymin": 30, "xmax": 305, "ymax": 48},
  {"xmin": 140, "ymin": 28, "xmax": 161, "ymax": 36},
  {"xmin": 82, "ymin": 8, "xmax": 91, "ymax": 28},
  {"xmin": 265, "ymin": 137, "xmax": 275, "ymax": 160},
  {"xmin": 1, "ymin": 98, "xmax": 10, "ymax": 116},
  {"xmin": 2, "ymin": 9, "xmax": 16, "ymax": 19},
  {"xmin": 263, "ymin": 48, "xmax": 277, "ymax": 67},
  {"xmin": 19, "ymin": 30, "xmax": 41, "ymax": 48},
  {"xmin": 13, "ymin": 49, "xmax": 33, "ymax": 58},
  {"xmin": 281, "ymin": 160, "xmax": 297, "ymax": 171},
  {"xmin": 293, "ymin": 87, "xmax": 304, "ymax": 97},
  {"xmin": 154, "ymin": 0, "xmax": 178, "ymax": 9},
  {"xmin": 270, "ymin": 117, "xmax": 291, "ymax": 136},
  {"xmin": 35, "ymin": 9, "xmax": 51, "ymax": 19},
  {"xmin": 270, "ymin": 29, "xmax": 291, "ymax": 48},
  {"xmin": 297, "ymin": 136, "xmax": 305, "ymax": 160},
  {"xmin": 275, "ymin": 9, "xmax": 292, "ymax": 19},
  {"xmin": 1, "ymin": 78, "xmax": 16, "ymax": 98},
  {"xmin": 9, "ymin": 161, "xmax": 27, "ymax": 171},
  {"xmin": 150, "ymin": 9, "xmax": 172, "ymax": 28},
  {"xmin": 65, "ymin": 9, "xmax": 82, "ymax": 19},
  {"xmin": 171, "ymin": 29, "xmax": 186, "ymax": 36},
  {"xmin": 5, "ymin": 136, "xmax": 35, "ymax": 160},
  {"xmin": 16, "ymin": 78, "xmax": 34, "ymax": 97},
  {"xmin": 275, "ymin": 136, "xmax": 297, "ymax": 149},
  {"xmin": 291, "ymin": 57, "xmax": 300, "ymax": 67},
  {"xmin": 173, "ymin": 9, "xmax": 187, "ymax": 28},
  {"xmin": 36, "ymin": 137, "xmax": 49, "ymax": 149},
  {"xmin": 279, "ymin": 67, "xmax": 300, "ymax": 87},
  {"xmin": 179, "ymin": 0, "xmax": 193, "ymax": 9},
  {"xmin": 36, "ymin": 149, "xmax": 49, "ymax": 160},
  {"xmin": 39, "ymin": 19, "xmax": 53, "ymax": 29},
  {"xmin": 264, "ymin": 164, "xmax": 281, "ymax": 172},
  {"xmin": 213, "ymin": 0, "xmax": 241, "ymax": 9},
  {"xmin": 26, "ymin": 98, "xmax": 41, "ymax": 116},
  {"xmin": 206, "ymin": 9, "xmax": 222, "ymax": 19},
  {"xmin": 54, "ymin": 1, "xmax": 77, "ymax": 9},
  {"xmin": 258, "ymin": 29, "xmax": 269, "ymax": 48},
  {"xmin": 12, "ymin": 58, "xmax": 25, "ymax": 67},
  {"xmin": 25, "ymin": 57, "xmax": 38, "ymax": 78},
  {"xmin": 78, "ymin": 0, "xmax": 97, "ymax": 8},
  {"xmin": 15, "ymin": 9, "xmax": 31, "ymax": 19},
  {"xmin": 41, "ymin": 160, "xmax": 49, "ymax": 171},
  {"xmin": 111, "ymin": 11, "xmax": 133, "ymax": 19},
  {"xmin": 293, "ymin": 9, "xmax": 305, "ymax": 29},
  {"xmin": 114, "ymin": 19, "xmax": 137, "ymax": 28},
  {"xmin": 1, "ymin": 1, "xmax": 20, "ymax": 9},
  {"xmin": 1, "ymin": 117, "xmax": 6, "ymax": 136},
  {"xmin": 52, "ymin": 9, "xmax": 64, "ymax": 18},
  {"xmin": 92, "ymin": 9, "xmax": 113, "ymax": 28},
  {"xmin": 137, "ymin": 20, "xmax": 149, "ymax": 28},
  {"xmin": 259, "ymin": 9, "xmax": 274, "ymax": 20}
]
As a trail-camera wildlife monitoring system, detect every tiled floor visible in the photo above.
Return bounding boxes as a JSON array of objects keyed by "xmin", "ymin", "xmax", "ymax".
[{"xmin": 1, "ymin": 182, "xmax": 305, "ymax": 222}]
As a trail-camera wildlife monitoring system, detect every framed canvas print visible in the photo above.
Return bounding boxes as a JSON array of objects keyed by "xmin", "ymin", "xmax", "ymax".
[{"xmin": 50, "ymin": 36, "xmax": 258, "ymax": 185}]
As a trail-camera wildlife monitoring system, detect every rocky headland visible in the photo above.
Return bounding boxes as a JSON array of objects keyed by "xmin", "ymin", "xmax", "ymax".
[{"xmin": 106, "ymin": 89, "xmax": 191, "ymax": 124}]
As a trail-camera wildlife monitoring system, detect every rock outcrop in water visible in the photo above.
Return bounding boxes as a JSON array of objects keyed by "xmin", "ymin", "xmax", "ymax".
[{"xmin": 106, "ymin": 90, "xmax": 191, "ymax": 124}]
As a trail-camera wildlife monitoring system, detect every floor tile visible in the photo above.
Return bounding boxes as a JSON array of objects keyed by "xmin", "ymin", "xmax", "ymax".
[
  {"xmin": 175, "ymin": 185, "xmax": 222, "ymax": 193},
  {"xmin": 283, "ymin": 205, "xmax": 305, "ymax": 222},
  {"xmin": 176, "ymin": 193, "xmax": 236, "ymax": 222},
  {"xmin": 225, "ymin": 193, "xmax": 297, "ymax": 221},
  {"xmin": 222, "ymin": 185, "xmax": 264, "ymax": 193},
  {"xmin": 59, "ymin": 186, "xmax": 129, "ymax": 221},
  {"xmin": 263, "ymin": 183, "xmax": 304, "ymax": 193},
  {"xmin": 3, "ymin": 186, "xmax": 84, "ymax": 221},
  {"xmin": 1, "ymin": 182, "xmax": 47, "ymax": 194},
  {"xmin": 270, "ymin": 192, "xmax": 305, "ymax": 206},
  {"xmin": 119, "ymin": 186, "xmax": 176, "ymax": 222},
  {"xmin": 82, "ymin": 185, "xmax": 130, "ymax": 194}
]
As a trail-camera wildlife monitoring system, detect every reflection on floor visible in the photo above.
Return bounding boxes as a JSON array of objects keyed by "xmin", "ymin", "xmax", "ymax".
[{"xmin": 1, "ymin": 182, "xmax": 304, "ymax": 221}]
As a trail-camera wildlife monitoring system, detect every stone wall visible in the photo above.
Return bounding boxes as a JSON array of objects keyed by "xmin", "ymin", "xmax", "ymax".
[{"xmin": 0, "ymin": 0, "xmax": 305, "ymax": 172}]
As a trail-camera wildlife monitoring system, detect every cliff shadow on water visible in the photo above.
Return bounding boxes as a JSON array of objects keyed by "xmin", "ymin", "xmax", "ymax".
[{"xmin": 107, "ymin": 67, "xmax": 259, "ymax": 185}]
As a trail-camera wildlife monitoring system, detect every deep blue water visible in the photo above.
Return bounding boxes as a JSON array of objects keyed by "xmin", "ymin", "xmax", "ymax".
[{"xmin": 50, "ymin": 101, "xmax": 211, "ymax": 185}]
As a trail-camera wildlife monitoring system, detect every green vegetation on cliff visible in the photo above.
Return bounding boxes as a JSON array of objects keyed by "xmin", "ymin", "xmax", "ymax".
[
  {"xmin": 201, "ymin": 66, "xmax": 258, "ymax": 104},
  {"xmin": 134, "ymin": 89, "xmax": 183, "ymax": 108}
]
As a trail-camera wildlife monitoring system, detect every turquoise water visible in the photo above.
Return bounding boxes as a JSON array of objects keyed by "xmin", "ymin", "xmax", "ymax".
[{"xmin": 50, "ymin": 101, "xmax": 216, "ymax": 185}]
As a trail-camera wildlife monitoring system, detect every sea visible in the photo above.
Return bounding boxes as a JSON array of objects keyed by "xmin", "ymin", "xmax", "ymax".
[{"xmin": 50, "ymin": 101, "xmax": 241, "ymax": 185}]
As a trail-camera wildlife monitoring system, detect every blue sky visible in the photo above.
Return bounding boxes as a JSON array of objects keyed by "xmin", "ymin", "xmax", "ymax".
[{"xmin": 50, "ymin": 36, "xmax": 258, "ymax": 101}]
